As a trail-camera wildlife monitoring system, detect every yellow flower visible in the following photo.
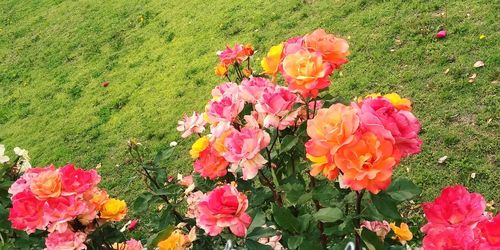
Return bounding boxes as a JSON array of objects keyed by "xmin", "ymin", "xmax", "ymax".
[
  {"xmin": 158, "ymin": 230, "xmax": 188, "ymax": 250},
  {"xmin": 215, "ymin": 63, "xmax": 228, "ymax": 77},
  {"xmin": 100, "ymin": 198, "xmax": 127, "ymax": 222},
  {"xmin": 261, "ymin": 43, "xmax": 284, "ymax": 80},
  {"xmin": 390, "ymin": 222, "xmax": 413, "ymax": 244},
  {"xmin": 189, "ymin": 136, "xmax": 209, "ymax": 159}
]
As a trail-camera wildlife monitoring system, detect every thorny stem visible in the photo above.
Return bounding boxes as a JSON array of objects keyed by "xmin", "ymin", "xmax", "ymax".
[{"xmin": 355, "ymin": 190, "xmax": 364, "ymax": 250}]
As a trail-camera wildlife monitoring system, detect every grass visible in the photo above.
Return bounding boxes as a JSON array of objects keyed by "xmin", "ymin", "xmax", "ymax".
[{"xmin": 1, "ymin": 0, "xmax": 499, "ymax": 219}]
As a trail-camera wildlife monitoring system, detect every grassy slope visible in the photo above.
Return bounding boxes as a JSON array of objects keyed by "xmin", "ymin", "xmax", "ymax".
[{"xmin": 1, "ymin": 0, "xmax": 499, "ymax": 208}]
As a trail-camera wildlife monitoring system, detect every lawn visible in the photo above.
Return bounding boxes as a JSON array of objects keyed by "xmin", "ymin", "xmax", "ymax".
[{"xmin": 1, "ymin": 0, "xmax": 498, "ymax": 216}]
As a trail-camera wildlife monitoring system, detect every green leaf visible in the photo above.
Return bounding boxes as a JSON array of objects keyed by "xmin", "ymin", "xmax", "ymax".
[
  {"xmin": 154, "ymin": 147, "xmax": 175, "ymax": 164},
  {"xmin": 287, "ymin": 236, "xmax": 304, "ymax": 249},
  {"xmin": 361, "ymin": 229, "xmax": 385, "ymax": 250},
  {"xmin": 297, "ymin": 214, "xmax": 313, "ymax": 233},
  {"xmin": 246, "ymin": 239, "xmax": 273, "ymax": 250},
  {"xmin": 371, "ymin": 192, "xmax": 401, "ymax": 219},
  {"xmin": 299, "ymin": 239, "xmax": 323, "ymax": 250},
  {"xmin": 147, "ymin": 226, "xmax": 175, "ymax": 250},
  {"xmin": 247, "ymin": 210, "xmax": 266, "ymax": 233},
  {"xmin": 272, "ymin": 204, "xmax": 300, "ymax": 233},
  {"xmin": 132, "ymin": 192, "xmax": 153, "ymax": 213},
  {"xmin": 386, "ymin": 178, "xmax": 421, "ymax": 202},
  {"xmin": 247, "ymin": 226, "xmax": 278, "ymax": 240},
  {"xmin": 313, "ymin": 207, "xmax": 343, "ymax": 223},
  {"xmin": 280, "ymin": 135, "xmax": 298, "ymax": 153}
]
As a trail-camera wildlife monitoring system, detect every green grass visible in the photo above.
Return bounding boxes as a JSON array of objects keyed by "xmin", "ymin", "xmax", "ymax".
[{"xmin": 1, "ymin": 0, "xmax": 499, "ymax": 214}]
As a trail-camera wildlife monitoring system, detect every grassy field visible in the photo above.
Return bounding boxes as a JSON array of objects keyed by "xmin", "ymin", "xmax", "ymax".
[{"xmin": 1, "ymin": 0, "xmax": 499, "ymax": 213}]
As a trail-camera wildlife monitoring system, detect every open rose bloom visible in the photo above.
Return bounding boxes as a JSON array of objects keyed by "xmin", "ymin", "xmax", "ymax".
[{"xmin": 8, "ymin": 164, "xmax": 127, "ymax": 249}]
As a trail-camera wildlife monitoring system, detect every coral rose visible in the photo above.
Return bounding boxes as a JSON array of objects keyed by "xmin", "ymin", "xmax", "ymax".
[
  {"xmin": 100, "ymin": 198, "xmax": 127, "ymax": 222},
  {"xmin": 281, "ymin": 48, "xmax": 333, "ymax": 98},
  {"xmin": 334, "ymin": 132, "xmax": 400, "ymax": 194},
  {"xmin": 356, "ymin": 97, "xmax": 422, "ymax": 157},
  {"xmin": 60, "ymin": 164, "xmax": 100, "ymax": 195},
  {"xmin": 8, "ymin": 190, "xmax": 47, "ymax": 233},
  {"xmin": 223, "ymin": 127, "xmax": 270, "ymax": 180},
  {"xmin": 29, "ymin": 166, "xmax": 62, "ymax": 200},
  {"xmin": 261, "ymin": 43, "xmax": 284, "ymax": 80},
  {"xmin": 196, "ymin": 184, "xmax": 251, "ymax": 237},
  {"xmin": 422, "ymin": 225, "xmax": 476, "ymax": 250},
  {"xmin": 194, "ymin": 145, "xmax": 229, "ymax": 180},
  {"xmin": 45, "ymin": 229, "xmax": 87, "ymax": 250},
  {"xmin": 304, "ymin": 28, "xmax": 349, "ymax": 68},
  {"xmin": 306, "ymin": 104, "xmax": 359, "ymax": 180}
]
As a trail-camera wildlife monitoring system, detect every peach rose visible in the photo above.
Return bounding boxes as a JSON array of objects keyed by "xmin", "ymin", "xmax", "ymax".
[
  {"xmin": 281, "ymin": 49, "xmax": 333, "ymax": 98},
  {"xmin": 29, "ymin": 167, "xmax": 62, "ymax": 200},
  {"xmin": 304, "ymin": 28, "xmax": 349, "ymax": 68}
]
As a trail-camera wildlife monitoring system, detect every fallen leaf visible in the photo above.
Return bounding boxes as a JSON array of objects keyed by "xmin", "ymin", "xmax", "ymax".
[
  {"xmin": 473, "ymin": 61, "xmax": 485, "ymax": 68},
  {"xmin": 438, "ymin": 156, "xmax": 448, "ymax": 164},
  {"xmin": 491, "ymin": 80, "xmax": 499, "ymax": 84},
  {"xmin": 101, "ymin": 81, "xmax": 109, "ymax": 87},
  {"xmin": 486, "ymin": 118, "xmax": 493, "ymax": 125},
  {"xmin": 444, "ymin": 68, "xmax": 450, "ymax": 74},
  {"xmin": 470, "ymin": 173, "xmax": 476, "ymax": 179},
  {"xmin": 96, "ymin": 163, "xmax": 101, "ymax": 169},
  {"xmin": 468, "ymin": 73, "xmax": 477, "ymax": 83},
  {"xmin": 479, "ymin": 34, "xmax": 486, "ymax": 40}
]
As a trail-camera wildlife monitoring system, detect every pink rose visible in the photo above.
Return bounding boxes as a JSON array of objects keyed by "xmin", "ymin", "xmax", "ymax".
[
  {"xmin": 45, "ymin": 229, "xmax": 87, "ymax": 250},
  {"xmin": 206, "ymin": 95, "xmax": 244, "ymax": 123},
  {"xmin": 257, "ymin": 225, "xmax": 284, "ymax": 250},
  {"xmin": 223, "ymin": 127, "xmax": 270, "ymax": 180},
  {"xmin": 360, "ymin": 220, "xmax": 391, "ymax": 241},
  {"xmin": 44, "ymin": 196, "xmax": 87, "ymax": 232},
  {"xmin": 196, "ymin": 185, "xmax": 251, "ymax": 237},
  {"xmin": 178, "ymin": 175, "xmax": 194, "ymax": 187},
  {"xmin": 60, "ymin": 164, "xmax": 100, "ymax": 195},
  {"xmin": 283, "ymin": 36, "xmax": 304, "ymax": 55},
  {"xmin": 186, "ymin": 191, "xmax": 205, "ymax": 219},
  {"xmin": 218, "ymin": 44, "xmax": 246, "ymax": 65},
  {"xmin": 240, "ymin": 77, "xmax": 275, "ymax": 104},
  {"xmin": 422, "ymin": 225, "xmax": 476, "ymax": 250},
  {"xmin": 256, "ymin": 86, "xmax": 298, "ymax": 129},
  {"xmin": 177, "ymin": 112, "xmax": 207, "ymax": 138},
  {"xmin": 8, "ymin": 190, "xmax": 47, "ymax": 234},
  {"xmin": 211, "ymin": 82, "xmax": 240, "ymax": 101},
  {"xmin": 477, "ymin": 214, "xmax": 500, "ymax": 247},
  {"xmin": 356, "ymin": 97, "xmax": 422, "ymax": 157},
  {"xmin": 125, "ymin": 239, "xmax": 143, "ymax": 250}
]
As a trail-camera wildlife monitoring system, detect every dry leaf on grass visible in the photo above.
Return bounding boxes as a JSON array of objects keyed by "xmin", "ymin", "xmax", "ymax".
[
  {"xmin": 438, "ymin": 156, "xmax": 448, "ymax": 164},
  {"xmin": 474, "ymin": 61, "xmax": 485, "ymax": 68},
  {"xmin": 468, "ymin": 73, "xmax": 477, "ymax": 83}
]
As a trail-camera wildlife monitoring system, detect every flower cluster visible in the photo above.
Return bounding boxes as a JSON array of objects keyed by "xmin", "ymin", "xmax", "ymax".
[
  {"xmin": 8, "ymin": 164, "xmax": 128, "ymax": 249},
  {"xmin": 306, "ymin": 93, "xmax": 422, "ymax": 194},
  {"xmin": 421, "ymin": 185, "xmax": 500, "ymax": 249}
]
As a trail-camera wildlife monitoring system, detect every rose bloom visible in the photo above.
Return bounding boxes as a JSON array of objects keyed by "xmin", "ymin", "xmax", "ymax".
[
  {"xmin": 186, "ymin": 191, "xmax": 205, "ymax": 219},
  {"xmin": 356, "ymin": 97, "xmax": 422, "ymax": 157},
  {"xmin": 360, "ymin": 220, "xmax": 391, "ymax": 241},
  {"xmin": 283, "ymin": 36, "xmax": 304, "ymax": 55},
  {"xmin": 257, "ymin": 225, "xmax": 284, "ymax": 250},
  {"xmin": 194, "ymin": 145, "xmax": 229, "ymax": 180},
  {"xmin": 422, "ymin": 225, "xmax": 476, "ymax": 250},
  {"xmin": 261, "ymin": 43, "xmax": 284, "ymax": 80},
  {"xmin": 306, "ymin": 104, "xmax": 359, "ymax": 180},
  {"xmin": 44, "ymin": 195, "xmax": 88, "ymax": 232},
  {"xmin": 242, "ymin": 44, "xmax": 254, "ymax": 57},
  {"xmin": 189, "ymin": 136, "xmax": 210, "ymax": 159},
  {"xmin": 113, "ymin": 239, "xmax": 143, "ymax": 250},
  {"xmin": 8, "ymin": 190, "xmax": 47, "ymax": 234},
  {"xmin": 256, "ymin": 86, "xmax": 297, "ymax": 117},
  {"xmin": 196, "ymin": 184, "xmax": 251, "ymax": 237},
  {"xmin": 421, "ymin": 185, "xmax": 487, "ymax": 234},
  {"xmin": 83, "ymin": 187, "xmax": 109, "ymax": 211},
  {"xmin": 334, "ymin": 132, "xmax": 400, "ymax": 194},
  {"xmin": 100, "ymin": 198, "xmax": 127, "ymax": 222},
  {"xmin": 30, "ymin": 166, "xmax": 62, "ymax": 200},
  {"xmin": 157, "ymin": 230, "xmax": 189, "ymax": 250},
  {"xmin": 389, "ymin": 222, "xmax": 413, "ymax": 245},
  {"xmin": 178, "ymin": 175, "xmax": 193, "ymax": 187},
  {"xmin": 304, "ymin": 28, "xmax": 349, "ymax": 68},
  {"xmin": 210, "ymin": 82, "xmax": 240, "ymax": 101},
  {"xmin": 206, "ymin": 95, "xmax": 244, "ymax": 124},
  {"xmin": 366, "ymin": 93, "xmax": 412, "ymax": 111},
  {"xmin": 60, "ymin": 164, "xmax": 100, "ymax": 195},
  {"xmin": 215, "ymin": 63, "xmax": 228, "ymax": 77},
  {"xmin": 478, "ymin": 214, "xmax": 500, "ymax": 247},
  {"xmin": 45, "ymin": 229, "xmax": 87, "ymax": 250},
  {"xmin": 239, "ymin": 77, "xmax": 275, "ymax": 104},
  {"xmin": 281, "ymin": 48, "xmax": 333, "ymax": 98},
  {"xmin": 218, "ymin": 43, "xmax": 246, "ymax": 65},
  {"xmin": 177, "ymin": 112, "xmax": 207, "ymax": 138},
  {"xmin": 223, "ymin": 127, "xmax": 270, "ymax": 180}
]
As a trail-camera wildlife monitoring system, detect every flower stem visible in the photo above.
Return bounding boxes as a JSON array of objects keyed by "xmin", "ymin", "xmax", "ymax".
[
  {"xmin": 355, "ymin": 190, "xmax": 364, "ymax": 250},
  {"xmin": 309, "ymin": 174, "xmax": 327, "ymax": 249}
]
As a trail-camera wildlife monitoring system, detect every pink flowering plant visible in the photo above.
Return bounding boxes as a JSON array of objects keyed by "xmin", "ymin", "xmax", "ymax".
[{"xmin": 122, "ymin": 29, "xmax": 434, "ymax": 250}]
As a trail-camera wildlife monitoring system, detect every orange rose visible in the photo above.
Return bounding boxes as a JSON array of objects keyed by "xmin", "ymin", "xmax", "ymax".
[
  {"xmin": 30, "ymin": 168, "xmax": 62, "ymax": 200},
  {"xmin": 390, "ymin": 222, "xmax": 413, "ymax": 244},
  {"xmin": 242, "ymin": 44, "xmax": 254, "ymax": 57},
  {"xmin": 304, "ymin": 28, "xmax": 349, "ymax": 68},
  {"xmin": 100, "ymin": 198, "xmax": 127, "ymax": 222},
  {"xmin": 215, "ymin": 63, "xmax": 228, "ymax": 77},
  {"xmin": 157, "ymin": 230, "xmax": 189, "ymax": 250},
  {"xmin": 281, "ymin": 49, "xmax": 333, "ymax": 97},
  {"xmin": 334, "ymin": 132, "xmax": 400, "ymax": 194},
  {"xmin": 305, "ymin": 104, "xmax": 359, "ymax": 180}
]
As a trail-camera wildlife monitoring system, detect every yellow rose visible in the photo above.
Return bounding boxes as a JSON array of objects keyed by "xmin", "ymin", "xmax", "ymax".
[
  {"xmin": 214, "ymin": 63, "xmax": 228, "ymax": 77},
  {"xmin": 158, "ymin": 230, "xmax": 188, "ymax": 250},
  {"xmin": 100, "ymin": 198, "xmax": 127, "ymax": 222},
  {"xmin": 390, "ymin": 222, "xmax": 413, "ymax": 244},
  {"xmin": 189, "ymin": 136, "xmax": 209, "ymax": 159},
  {"xmin": 261, "ymin": 43, "xmax": 284, "ymax": 81}
]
